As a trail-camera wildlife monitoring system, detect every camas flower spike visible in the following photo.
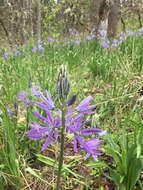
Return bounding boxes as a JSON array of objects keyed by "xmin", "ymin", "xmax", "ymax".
[{"xmin": 57, "ymin": 65, "xmax": 70, "ymax": 100}]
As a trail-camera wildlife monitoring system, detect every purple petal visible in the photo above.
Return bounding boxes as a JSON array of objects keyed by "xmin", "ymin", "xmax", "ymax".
[
  {"xmin": 18, "ymin": 91, "xmax": 27, "ymax": 101},
  {"xmin": 35, "ymin": 102, "xmax": 47, "ymax": 110},
  {"xmin": 26, "ymin": 127, "xmax": 49, "ymax": 134},
  {"xmin": 79, "ymin": 105, "xmax": 96, "ymax": 112},
  {"xmin": 41, "ymin": 94, "xmax": 53, "ymax": 110},
  {"xmin": 97, "ymin": 130, "xmax": 107, "ymax": 137},
  {"xmin": 75, "ymin": 96, "xmax": 92, "ymax": 112},
  {"xmin": 84, "ymin": 153, "xmax": 90, "ymax": 160},
  {"xmin": 32, "ymin": 111, "xmax": 50, "ymax": 125},
  {"xmin": 79, "ymin": 119, "xmax": 92, "ymax": 129},
  {"xmin": 54, "ymin": 129, "xmax": 58, "ymax": 142},
  {"xmin": 54, "ymin": 117, "xmax": 61, "ymax": 128},
  {"xmin": 77, "ymin": 136, "xmax": 91, "ymax": 154},
  {"xmin": 27, "ymin": 134, "xmax": 46, "ymax": 140},
  {"xmin": 29, "ymin": 122, "xmax": 41, "ymax": 129},
  {"xmin": 46, "ymin": 109, "xmax": 54, "ymax": 125},
  {"xmin": 31, "ymin": 85, "xmax": 42, "ymax": 97},
  {"xmin": 71, "ymin": 113, "xmax": 83, "ymax": 124},
  {"xmin": 81, "ymin": 128, "xmax": 102, "ymax": 136},
  {"xmin": 92, "ymin": 155, "xmax": 98, "ymax": 161},
  {"xmin": 41, "ymin": 130, "xmax": 53, "ymax": 151},
  {"xmin": 66, "ymin": 106, "xmax": 72, "ymax": 123},
  {"xmin": 74, "ymin": 116, "xmax": 83, "ymax": 131},
  {"xmin": 46, "ymin": 90, "xmax": 54, "ymax": 109},
  {"xmin": 39, "ymin": 91, "xmax": 54, "ymax": 110},
  {"xmin": 83, "ymin": 110, "xmax": 96, "ymax": 114},
  {"xmin": 73, "ymin": 136, "xmax": 78, "ymax": 152}
]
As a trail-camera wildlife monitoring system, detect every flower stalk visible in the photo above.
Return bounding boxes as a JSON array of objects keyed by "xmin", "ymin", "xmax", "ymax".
[{"xmin": 55, "ymin": 100, "xmax": 66, "ymax": 190}]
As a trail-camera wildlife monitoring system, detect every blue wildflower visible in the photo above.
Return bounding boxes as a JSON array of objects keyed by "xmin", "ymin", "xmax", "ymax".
[
  {"xmin": 3, "ymin": 52, "xmax": 11, "ymax": 59},
  {"xmin": 32, "ymin": 47, "xmax": 37, "ymax": 53},
  {"xmin": 7, "ymin": 109, "xmax": 13, "ymax": 116}
]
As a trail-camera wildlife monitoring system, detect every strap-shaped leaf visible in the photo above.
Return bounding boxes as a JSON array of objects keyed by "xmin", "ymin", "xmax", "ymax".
[
  {"xmin": 106, "ymin": 133, "xmax": 120, "ymax": 151},
  {"xmin": 127, "ymin": 158, "xmax": 143, "ymax": 190}
]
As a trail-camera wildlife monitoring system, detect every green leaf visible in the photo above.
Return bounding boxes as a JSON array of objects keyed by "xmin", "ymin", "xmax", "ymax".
[
  {"xmin": 137, "ymin": 144, "xmax": 141, "ymax": 158},
  {"xmin": 105, "ymin": 147, "xmax": 122, "ymax": 164},
  {"xmin": 126, "ymin": 144, "xmax": 136, "ymax": 167},
  {"xmin": 25, "ymin": 167, "xmax": 53, "ymax": 188},
  {"xmin": 87, "ymin": 161, "xmax": 109, "ymax": 169},
  {"xmin": 137, "ymin": 127, "xmax": 143, "ymax": 144},
  {"xmin": 106, "ymin": 133, "xmax": 120, "ymax": 151},
  {"xmin": 36, "ymin": 154, "xmax": 56, "ymax": 167},
  {"xmin": 127, "ymin": 158, "xmax": 143, "ymax": 190},
  {"xmin": 110, "ymin": 168, "xmax": 120, "ymax": 188},
  {"xmin": 36, "ymin": 154, "xmax": 83, "ymax": 179}
]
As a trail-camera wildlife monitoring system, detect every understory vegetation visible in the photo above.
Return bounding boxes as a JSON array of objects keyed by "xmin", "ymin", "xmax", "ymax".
[{"xmin": 0, "ymin": 30, "xmax": 143, "ymax": 190}]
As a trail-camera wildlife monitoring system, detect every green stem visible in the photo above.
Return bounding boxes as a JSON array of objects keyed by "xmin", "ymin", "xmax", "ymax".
[{"xmin": 55, "ymin": 103, "xmax": 66, "ymax": 190}]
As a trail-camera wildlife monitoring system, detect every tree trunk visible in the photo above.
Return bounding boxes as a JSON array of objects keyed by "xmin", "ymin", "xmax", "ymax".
[
  {"xmin": 90, "ymin": 0, "xmax": 109, "ymax": 36},
  {"xmin": 19, "ymin": 0, "xmax": 27, "ymax": 44},
  {"xmin": 29, "ymin": 0, "xmax": 34, "ymax": 40},
  {"xmin": 107, "ymin": 0, "xmax": 120, "ymax": 39},
  {"xmin": 37, "ymin": 0, "xmax": 41, "ymax": 42},
  {"xmin": 89, "ymin": 0, "xmax": 101, "ymax": 34}
]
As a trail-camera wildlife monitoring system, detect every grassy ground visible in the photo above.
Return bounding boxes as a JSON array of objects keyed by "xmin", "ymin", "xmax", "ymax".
[{"xmin": 0, "ymin": 33, "xmax": 143, "ymax": 190}]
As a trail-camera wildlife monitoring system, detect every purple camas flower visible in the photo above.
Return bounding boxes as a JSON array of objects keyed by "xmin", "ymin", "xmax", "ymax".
[
  {"xmin": 38, "ymin": 39, "xmax": 41, "ymax": 44},
  {"xmin": 38, "ymin": 44, "xmax": 44, "ymax": 52},
  {"xmin": 48, "ymin": 37, "xmax": 55, "ymax": 43},
  {"xmin": 82, "ymin": 138, "xmax": 103, "ymax": 160},
  {"xmin": 26, "ymin": 90, "xmax": 104, "ymax": 160},
  {"xmin": 127, "ymin": 30, "xmax": 134, "ymax": 37},
  {"xmin": 18, "ymin": 91, "xmax": 33, "ymax": 109},
  {"xmin": 102, "ymin": 40, "xmax": 109, "ymax": 49},
  {"xmin": 18, "ymin": 85, "xmax": 42, "ymax": 109},
  {"xmin": 32, "ymin": 47, "xmax": 37, "ymax": 53},
  {"xmin": 65, "ymin": 112, "xmax": 103, "ymax": 159},
  {"xmin": 26, "ymin": 122, "xmax": 49, "ymax": 140},
  {"xmin": 14, "ymin": 48, "xmax": 20, "ymax": 56},
  {"xmin": 7, "ymin": 109, "xmax": 13, "ymax": 116},
  {"xmin": 3, "ymin": 52, "xmax": 11, "ymax": 59},
  {"xmin": 26, "ymin": 110, "xmax": 60, "ymax": 151},
  {"xmin": 87, "ymin": 34, "xmax": 95, "ymax": 41},
  {"xmin": 25, "ymin": 67, "xmax": 104, "ymax": 161},
  {"xmin": 74, "ymin": 40, "xmax": 80, "ymax": 45},
  {"xmin": 32, "ymin": 44, "xmax": 44, "ymax": 53}
]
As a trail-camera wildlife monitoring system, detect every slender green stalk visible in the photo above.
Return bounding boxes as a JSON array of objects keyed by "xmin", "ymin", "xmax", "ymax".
[{"xmin": 55, "ymin": 103, "xmax": 66, "ymax": 190}]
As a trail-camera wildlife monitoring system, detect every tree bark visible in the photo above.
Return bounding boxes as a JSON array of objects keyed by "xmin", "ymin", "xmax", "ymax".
[
  {"xmin": 29, "ymin": 0, "xmax": 34, "ymax": 40},
  {"xmin": 19, "ymin": 0, "xmax": 27, "ymax": 44},
  {"xmin": 37, "ymin": 0, "xmax": 41, "ymax": 42},
  {"xmin": 107, "ymin": 0, "xmax": 120, "ymax": 39}
]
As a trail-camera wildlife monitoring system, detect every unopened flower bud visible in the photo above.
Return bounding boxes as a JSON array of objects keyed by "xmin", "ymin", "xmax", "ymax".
[
  {"xmin": 14, "ymin": 100, "xmax": 18, "ymax": 116},
  {"xmin": 57, "ymin": 65, "xmax": 70, "ymax": 100}
]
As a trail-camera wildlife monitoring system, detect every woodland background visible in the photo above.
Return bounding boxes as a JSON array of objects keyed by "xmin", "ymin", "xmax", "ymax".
[{"xmin": 0, "ymin": 0, "xmax": 143, "ymax": 46}]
